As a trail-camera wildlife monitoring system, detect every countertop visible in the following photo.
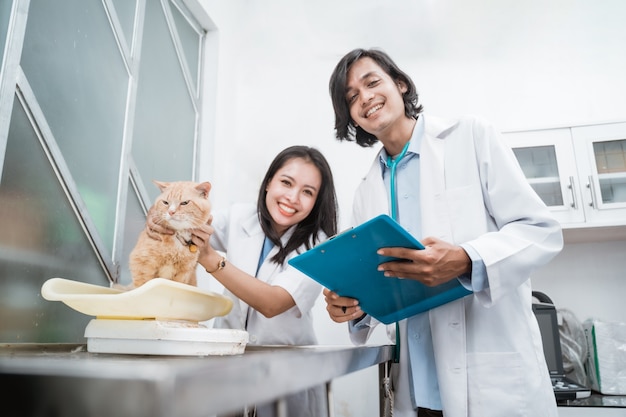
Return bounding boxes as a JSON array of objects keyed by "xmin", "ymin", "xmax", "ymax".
[{"xmin": 0, "ymin": 343, "xmax": 393, "ymax": 417}]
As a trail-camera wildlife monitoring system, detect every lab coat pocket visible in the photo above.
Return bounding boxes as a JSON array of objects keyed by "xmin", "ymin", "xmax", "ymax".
[
  {"xmin": 446, "ymin": 184, "xmax": 487, "ymax": 243},
  {"xmin": 467, "ymin": 352, "xmax": 528, "ymax": 417}
]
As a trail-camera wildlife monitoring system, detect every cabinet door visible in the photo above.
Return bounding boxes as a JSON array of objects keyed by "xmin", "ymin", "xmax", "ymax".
[
  {"xmin": 572, "ymin": 122, "xmax": 626, "ymax": 225},
  {"xmin": 504, "ymin": 128, "xmax": 585, "ymax": 224}
]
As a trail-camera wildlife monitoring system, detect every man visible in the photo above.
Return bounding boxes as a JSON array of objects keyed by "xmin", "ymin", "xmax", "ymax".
[{"xmin": 323, "ymin": 48, "xmax": 563, "ymax": 417}]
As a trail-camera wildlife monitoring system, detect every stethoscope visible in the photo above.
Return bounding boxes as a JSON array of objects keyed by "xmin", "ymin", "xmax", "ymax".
[
  {"xmin": 386, "ymin": 139, "xmax": 411, "ymax": 362},
  {"xmin": 387, "ymin": 140, "xmax": 411, "ymax": 222}
]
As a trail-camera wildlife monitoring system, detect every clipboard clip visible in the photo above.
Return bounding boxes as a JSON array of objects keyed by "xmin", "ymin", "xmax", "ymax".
[{"xmin": 325, "ymin": 227, "xmax": 354, "ymax": 241}]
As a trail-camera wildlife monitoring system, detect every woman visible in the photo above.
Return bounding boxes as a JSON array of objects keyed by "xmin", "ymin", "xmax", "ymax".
[
  {"xmin": 192, "ymin": 145, "xmax": 338, "ymax": 416},
  {"xmin": 195, "ymin": 145, "xmax": 337, "ymax": 339}
]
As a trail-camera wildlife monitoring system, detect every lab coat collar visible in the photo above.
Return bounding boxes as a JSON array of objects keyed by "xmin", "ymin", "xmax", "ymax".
[
  {"xmin": 376, "ymin": 113, "xmax": 456, "ymax": 168},
  {"xmin": 356, "ymin": 113, "xmax": 460, "ymax": 223},
  {"xmin": 242, "ymin": 211, "xmax": 263, "ymax": 237},
  {"xmin": 240, "ymin": 209, "xmax": 297, "ymax": 249},
  {"xmin": 378, "ymin": 115, "xmax": 425, "ymax": 170},
  {"xmin": 422, "ymin": 113, "xmax": 460, "ymax": 141}
]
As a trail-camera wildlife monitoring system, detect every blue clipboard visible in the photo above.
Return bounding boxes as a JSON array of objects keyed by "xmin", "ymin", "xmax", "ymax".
[{"xmin": 288, "ymin": 214, "xmax": 472, "ymax": 324}]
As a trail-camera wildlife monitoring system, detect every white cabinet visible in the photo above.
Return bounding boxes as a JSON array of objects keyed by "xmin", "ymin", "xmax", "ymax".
[
  {"xmin": 503, "ymin": 121, "xmax": 626, "ymax": 239},
  {"xmin": 571, "ymin": 123, "xmax": 626, "ymax": 225}
]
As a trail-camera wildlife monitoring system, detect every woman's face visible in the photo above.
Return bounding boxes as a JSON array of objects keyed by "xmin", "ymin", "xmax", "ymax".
[
  {"xmin": 344, "ymin": 57, "xmax": 407, "ymax": 141},
  {"xmin": 265, "ymin": 157, "xmax": 322, "ymax": 236}
]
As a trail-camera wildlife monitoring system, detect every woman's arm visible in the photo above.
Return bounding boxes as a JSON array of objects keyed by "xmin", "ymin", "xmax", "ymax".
[{"xmin": 192, "ymin": 227, "xmax": 296, "ymax": 318}]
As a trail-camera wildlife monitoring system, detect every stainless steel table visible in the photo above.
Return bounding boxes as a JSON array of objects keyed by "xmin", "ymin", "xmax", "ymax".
[{"xmin": 0, "ymin": 343, "xmax": 394, "ymax": 417}]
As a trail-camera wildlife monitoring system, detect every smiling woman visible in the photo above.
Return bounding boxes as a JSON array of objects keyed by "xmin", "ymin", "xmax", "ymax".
[
  {"xmin": 199, "ymin": 145, "xmax": 337, "ymax": 417},
  {"xmin": 145, "ymin": 145, "xmax": 338, "ymax": 417}
]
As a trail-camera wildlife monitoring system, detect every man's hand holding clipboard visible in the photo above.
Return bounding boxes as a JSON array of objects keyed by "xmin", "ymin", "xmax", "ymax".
[{"xmin": 288, "ymin": 215, "xmax": 472, "ymax": 325}]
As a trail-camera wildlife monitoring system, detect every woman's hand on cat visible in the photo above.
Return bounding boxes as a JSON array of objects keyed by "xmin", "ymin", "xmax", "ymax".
[
  {"xmin": 190, "ymin": 222, "xmax": 214, "ymax": 249},
  {"xmin": 145, "ymin": 207, "xmax": 175, "ymax": 240},
  {"xmin": 193, "ymin": 223, "xmax": 222, "ymax": 273}
]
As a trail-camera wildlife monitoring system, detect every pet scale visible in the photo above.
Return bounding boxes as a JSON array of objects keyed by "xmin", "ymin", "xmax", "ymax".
[{"xmin": 41, "ymin": 277, "xmax": 248, "ymax": 356}]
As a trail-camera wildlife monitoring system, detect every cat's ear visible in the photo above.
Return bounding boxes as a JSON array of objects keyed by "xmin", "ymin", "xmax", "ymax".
[
  {"xmin": 196, "ymin": 181, "xmax": 212, "ymax": 199},
  {"xmin": 152, "ymin": 180, "xmax": 171, "ymax": 192}
]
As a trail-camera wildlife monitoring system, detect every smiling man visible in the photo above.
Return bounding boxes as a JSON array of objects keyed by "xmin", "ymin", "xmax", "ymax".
[{"xmin": 323, "ymin": 48, "xmax": 564, "ymax": 417}]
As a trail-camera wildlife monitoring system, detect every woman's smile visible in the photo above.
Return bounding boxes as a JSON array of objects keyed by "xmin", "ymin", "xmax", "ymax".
[{"xmin": 277, "ymin": 202, "xmax": 296, "ymax": 216}]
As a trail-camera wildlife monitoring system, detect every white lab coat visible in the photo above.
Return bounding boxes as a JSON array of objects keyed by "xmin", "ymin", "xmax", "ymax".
[
  {"xmin": 211, "ymin": 203, "xmax": 322, "ymax": 345},
  {"xmin": 211, "ymin": 204, "xmax": 327, "ymax": 417},
  {"xmin": 350, "ymin": 114, "xmax": 563, "ymax": 417}
]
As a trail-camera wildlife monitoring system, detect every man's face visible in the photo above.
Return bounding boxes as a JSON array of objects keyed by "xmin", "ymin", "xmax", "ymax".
[{"xmin": 344, "ymin": 57, "xmax": 408, "ymax": 140}]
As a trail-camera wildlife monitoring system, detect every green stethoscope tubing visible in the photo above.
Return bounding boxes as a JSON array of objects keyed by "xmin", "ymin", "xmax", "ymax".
[
  {"xmin": 387, "ymin": 140, "xmax": 411, "ymax": 222},
  {"xmin": 386, "ymin": 140, "xmax": 411, "ymax": 363}
]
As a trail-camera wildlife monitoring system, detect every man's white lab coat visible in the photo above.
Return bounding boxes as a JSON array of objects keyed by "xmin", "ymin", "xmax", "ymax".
[{"xmin": 350, "ymin": 114, "xmax": 563, "ymax": 417}]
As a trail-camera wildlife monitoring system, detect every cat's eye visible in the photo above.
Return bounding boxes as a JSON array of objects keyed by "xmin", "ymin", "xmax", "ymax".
[
  {"xmin": 181, "ymin": 201, "xmax": 189, "ymax": 205},
  {"xmin": 162, "ymin": 200, "xmax": 169, "ymax": 206}
]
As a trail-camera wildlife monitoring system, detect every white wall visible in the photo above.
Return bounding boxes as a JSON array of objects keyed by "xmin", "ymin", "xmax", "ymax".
[{"xmin": 196, "ymin": 1, "xmax": 626, "ymax": 415}]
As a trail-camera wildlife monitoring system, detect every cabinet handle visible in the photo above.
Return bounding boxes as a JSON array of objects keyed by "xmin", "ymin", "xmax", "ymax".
[
  {"xmin": 587, "ymin": 175, "xmax": 598, "ymax": 208},
  {"xmin": 568, "ymin": 176, "xmax": 577, "ymax": 209}
]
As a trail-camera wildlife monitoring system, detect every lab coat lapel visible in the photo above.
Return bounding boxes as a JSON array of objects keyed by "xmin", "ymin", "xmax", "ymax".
[
  {"xmin": 241, "ymin": 213, "xmax": 266, "ymax": 272},
  {"xmin": 422, "ymin": 115, "xmax": 468, "ymax": 417},
  {"xmin": 235, "ymin": 214, "xmax": 267, "ymax": 326},
  {"xmin": 253, "ymin": 226, "xmax": 295, "ymax": 282},
  {"xmin": 420, "ymin": 114, "xmax": 458, "ymax": 242},
  {"xmin": 353, "ymin": 149, "xmax": 390, "ymax": 223},
  {"xmin": 255, "ymin": 239, "xmax": 282, "ymax": 280}
]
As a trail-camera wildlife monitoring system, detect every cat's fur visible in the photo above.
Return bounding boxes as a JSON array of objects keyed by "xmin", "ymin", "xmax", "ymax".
[{"xmin": 129, "ymin": 180, "xmax": 212, "ymax": 288}]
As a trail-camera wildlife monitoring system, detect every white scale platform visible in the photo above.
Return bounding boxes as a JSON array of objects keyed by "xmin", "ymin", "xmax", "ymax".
[
  {"xmin": 41, "ymin": 277, "xmax": 248, "ymax": 356},
  {"xmin": 85, "ymin": 319, "xmax": 248, "ymax": 356}
]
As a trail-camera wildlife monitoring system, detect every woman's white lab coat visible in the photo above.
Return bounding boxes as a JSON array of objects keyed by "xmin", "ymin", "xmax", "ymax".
[
  {"xmin": 350, "ymin": 114, "xmax": 563, "ymax": 417},
  {"xmin": 211, "ymin": 203, "xmax": 322, "ymax": 345},
  {"xmin": 210, "ymin": 204, "xmax": 327, "ymax": 417}
]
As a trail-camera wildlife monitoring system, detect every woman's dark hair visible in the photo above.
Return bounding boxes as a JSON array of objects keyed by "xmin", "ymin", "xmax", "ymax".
[
  {"xmin": 329, "ymin": 48, "xmax": 424, "ymax": 147},
  {"xmin": 257, "ymin": 145, "xmax": 338, "ymax": 265}
]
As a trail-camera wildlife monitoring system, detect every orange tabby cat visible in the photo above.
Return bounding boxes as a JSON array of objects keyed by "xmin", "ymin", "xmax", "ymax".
[{"xmin": 129, "ymin": 180, "xmax": 212, "ymax": 288}]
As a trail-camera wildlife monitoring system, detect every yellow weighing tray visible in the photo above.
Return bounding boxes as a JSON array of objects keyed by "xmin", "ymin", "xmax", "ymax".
[{"xmin": 41, "ymin": 278, "xmax": 248, "ymax": 356}]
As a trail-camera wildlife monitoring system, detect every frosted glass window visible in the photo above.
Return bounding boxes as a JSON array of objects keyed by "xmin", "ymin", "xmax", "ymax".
[
  {"xmin": 111, "ymin": 0, "xmax": 136, "ymax": 51},
  {"xmin": 0, "ymin": 0, "xmax": 12, "ymax": 62},
  {"xmin": 171, "ymin": 1, "xmax": 201, "ymax": 95},
  {"xmin": 0, "ymin": 97, "xmax": 108, "ymax": 343},
  {"xmin": 20, "ymin": 0, "xmax": 128, "ymax": 251},
  {"xmin": 132, "ymin": 0, "xmax": 196, "ymax": 202},
  {"xmin": 118, "ymin": 181, "xmax": 148, "ymax": 286},
  {"xmin": 0, "ymin": 0, "xmax": 209, "ymax": 344}
]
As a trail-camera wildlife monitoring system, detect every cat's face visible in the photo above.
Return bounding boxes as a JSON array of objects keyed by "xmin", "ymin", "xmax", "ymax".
[
  {"xmin": 265, "ymin": 158, "xmax": 321, "ymax": 236},
  {"xmin": 151, "ymin": 180, "xmax": 212, "ymax": 231}
]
